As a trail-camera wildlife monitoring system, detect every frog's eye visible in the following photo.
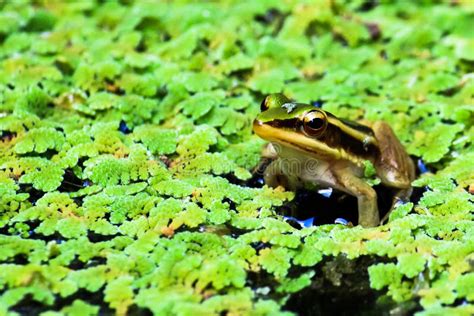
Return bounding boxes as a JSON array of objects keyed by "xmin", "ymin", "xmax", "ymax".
[
  {"xmin": 261, "ymin": 96, "xmax": 270, "ymax": 111},
  {"xmin": 303, "ymin": 110, "xmax": 327, "ymax": 137}
]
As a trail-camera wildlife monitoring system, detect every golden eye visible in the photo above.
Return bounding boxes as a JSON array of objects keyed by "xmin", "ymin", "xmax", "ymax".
[
  {"xmin": 261, "ymin": 96, "xmax": 269, "ymax": 111},
  {"xmin": 303, "ymin": 110, "xmax": 327, "ymax": 137}
]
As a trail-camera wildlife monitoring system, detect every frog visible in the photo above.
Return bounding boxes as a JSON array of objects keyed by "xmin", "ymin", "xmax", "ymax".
[{"xmin": 253, "ymin": 94, "xmax": 415, "ymax": 227}]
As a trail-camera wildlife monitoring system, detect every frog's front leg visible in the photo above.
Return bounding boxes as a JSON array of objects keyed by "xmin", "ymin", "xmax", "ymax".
[
  {"xmin": 333, "ymin": 168, "xmax": 380, "ymax": 227},
  {"xmin": 264, "ymin": 158, "xmax": 299, "ymax": 190}
]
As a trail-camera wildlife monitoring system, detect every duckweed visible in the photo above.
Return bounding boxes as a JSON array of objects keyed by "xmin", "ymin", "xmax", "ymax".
[{"xmin": 0, "ymin": 1, "xmax": 473, "ymax": 315}]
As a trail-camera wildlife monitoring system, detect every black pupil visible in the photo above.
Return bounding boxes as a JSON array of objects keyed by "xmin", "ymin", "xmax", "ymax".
[{"xmin": 308, "ymin": 117, "xmax": 324, "ymax": 129}]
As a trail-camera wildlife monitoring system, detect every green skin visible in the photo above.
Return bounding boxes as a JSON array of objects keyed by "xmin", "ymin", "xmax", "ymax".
[{"xmin": 253, "ymin": 94, "xmax": 415, "ymax": 227}]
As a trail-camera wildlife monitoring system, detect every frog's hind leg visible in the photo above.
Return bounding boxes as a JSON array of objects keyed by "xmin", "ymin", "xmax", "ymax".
[
  {"xmin": 371, "ymin": 121, "xmax": 415, "ymax": 189},
  {"xmin": 371, "ymin": 121, "xmax": 415, "ymax": 225}
]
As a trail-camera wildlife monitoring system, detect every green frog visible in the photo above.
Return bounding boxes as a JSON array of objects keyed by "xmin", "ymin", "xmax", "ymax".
[{"xmin": 253, "ymin": 94, "xmax": 415, "ymax": 227}]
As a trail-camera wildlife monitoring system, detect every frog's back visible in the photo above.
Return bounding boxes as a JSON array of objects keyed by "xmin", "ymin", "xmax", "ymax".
[{"xmin": 322, "ymin": 112, "xmax": 380, "ymax": 166}]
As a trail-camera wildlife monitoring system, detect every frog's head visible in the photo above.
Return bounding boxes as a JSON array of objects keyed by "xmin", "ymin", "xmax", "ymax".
[
  {"xmin": 253, "ymin": 94, "xmax": 377, "ymax": 160},
  {"xmin": 253, "ymin": 94, "xmax": 330, "ymax": 157}
]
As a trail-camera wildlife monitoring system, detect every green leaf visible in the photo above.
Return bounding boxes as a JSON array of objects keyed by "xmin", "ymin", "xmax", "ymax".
[
  {"xmin": 409, "ymin": 124, "xmax": 464, "ymax": 163},
  {"xmin": 276, "ymin": 271, "xmax": 315, "ymax": 294},
  {"xmin": 368, "ymin": 263, "xmax": 403, "ymax": 290},
  {"xmin": 153, "ymin": 179, "xmax": 194, "ymax": 198},
  {"xmin": 389, "ymin": 203, "xmax": 414, "ymax": 222},
  {"xmin": 132, "ymin": 126, "xmax": 178, "ymax": 155},
  {"xmin": 15, "ymin": 127, "xmax": 65, "ymax": 154},
  {"xmin": 456, "ymin": 273, "xmax": 474, "ymax": 301},
  {"xmin": 220, "ymin": 53, "xmax": 254, "ymax": 75},
  {"xmin": 397, "ymin": 253, "xmax": 427, "ymax": 278},
  {"xmin": 88, "ymin": 92, "xmax": 119, "ymax": 110},
  {"xmin": 61, "ymin": 300, "xmax": 99, "ymax": 316},
  {"xmin": 4, "ymin": 157, "xmax": 65, "ymax": 192},
  {"xmin": 179, "ymin": 91, "xmax": 224, "ymax": 120},
  {"xmin": 259, "ymin": 247, "xmax": 292, "ymax": 278},
  {"xmin": 177, "ymin": 72, "xmax": 218, "ymax": 93},
  {"xmin": 248, "ymin": 70, "xmax": 285, "ymax": 94},
  {"xmin": 454, "ymin": 39, "xmax": 474, "ymax": 61},
  {"xmin": 104, "ymin": 276, "xmax": 134, "ymax": 315}
]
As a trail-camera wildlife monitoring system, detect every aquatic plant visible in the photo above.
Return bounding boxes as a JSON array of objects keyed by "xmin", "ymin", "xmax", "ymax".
[{"xmin": 0, "ymin": 1, "xmax": 472, "ymax": 315}]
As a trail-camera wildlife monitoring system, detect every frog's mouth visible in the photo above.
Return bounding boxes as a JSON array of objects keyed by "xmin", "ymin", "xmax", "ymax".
[{"xmin": 253, "ymin": 120, "xmax": 346, "ymax": 160}]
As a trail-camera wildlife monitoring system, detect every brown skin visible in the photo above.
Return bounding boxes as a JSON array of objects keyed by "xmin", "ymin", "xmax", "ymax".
[{"xmin": 254, "ymin": 94, "xmax": 415, "ymax": 227}]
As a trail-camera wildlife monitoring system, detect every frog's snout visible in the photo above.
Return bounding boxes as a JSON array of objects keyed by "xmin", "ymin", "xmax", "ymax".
[
  {"xmin": 253, "ymin": 119, "xmax": 272, "ymax": 141},
  {"xmin": 253, "ymin": 119, "xmax": 264, "ymax": 134}
]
